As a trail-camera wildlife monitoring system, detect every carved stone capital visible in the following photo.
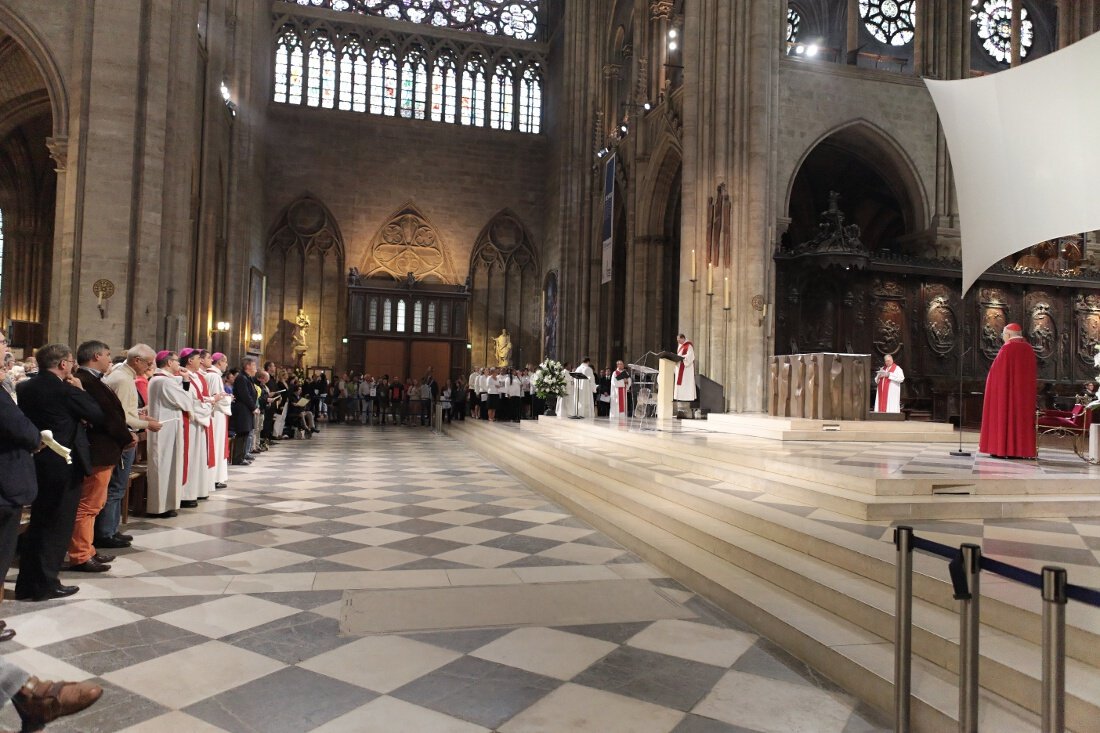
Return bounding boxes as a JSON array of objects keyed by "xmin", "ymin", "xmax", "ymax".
[
  {"xmin": 46, "ymin": 136, "xmax": 68, "ymax": 172},
  {"xmin": 602, "ymin": 63, "xmax": 622, "ymax": 80},
  {"xmin": 650, "ymin": 0, "xmax": 674, "ymax": 21}
]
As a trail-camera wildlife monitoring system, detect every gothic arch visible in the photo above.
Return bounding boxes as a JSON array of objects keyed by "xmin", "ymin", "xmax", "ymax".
[
  {"xmin": 783, "ymin": 119, "xmax": 928, "ymax": 238},
  {"xmin": 467, "ymin": 210, "xmax": 541, "ymax": 368},
  {"xmin": 361, "ymin": 202, "xmax": 458, "ymax": 284},
  {"xmin": 0, "ymin": 7, "xmax": 67, "ymax": 137},
  {"xmin": 265, "ymin": 195, "xmax": 346, "ymax": 368}
]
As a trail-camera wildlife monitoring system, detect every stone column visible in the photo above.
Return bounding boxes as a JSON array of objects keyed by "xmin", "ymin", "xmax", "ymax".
[
  {"xmin": 1010, "ymin": 0, "xmax": 1022, "ymax": 66},
  {"xmin": 650, "ymin": 1, "xmax": 672, "ymax": 102}
]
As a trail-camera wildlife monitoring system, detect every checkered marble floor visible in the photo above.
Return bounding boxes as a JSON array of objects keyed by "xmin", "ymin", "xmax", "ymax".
[{"xmin": 0, "ymin": 426, "xmax": 887, "ymax": 733}]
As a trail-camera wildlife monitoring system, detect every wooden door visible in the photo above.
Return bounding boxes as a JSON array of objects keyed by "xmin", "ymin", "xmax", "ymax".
[
  {"xmin": 365, "ymin": 339, "xmax": 405, "ymax": 380},
  {"xmin": 410, "ymin": 341, "xmax": 450, "ymax": 382}
]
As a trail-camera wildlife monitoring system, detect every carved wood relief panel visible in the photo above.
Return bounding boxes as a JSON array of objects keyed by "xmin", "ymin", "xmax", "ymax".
[
  {"xmin": 1075, "ymin": 294, "xmax": 1100, "ymax": 368},
  {"xmin": 978, "ymin": 287, "xmax": 1011, "ymax": 362}
]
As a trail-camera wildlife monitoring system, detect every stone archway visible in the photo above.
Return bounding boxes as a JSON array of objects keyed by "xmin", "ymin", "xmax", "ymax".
[{"xmin": 0, "ymin": 20, "xmax": 63, "ymax": 349}]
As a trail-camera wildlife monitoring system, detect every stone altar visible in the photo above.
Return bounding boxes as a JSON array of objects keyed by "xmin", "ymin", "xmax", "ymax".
[{"xmin": 768, "ymin": 353, "xmax": 872, "ymax": 420}]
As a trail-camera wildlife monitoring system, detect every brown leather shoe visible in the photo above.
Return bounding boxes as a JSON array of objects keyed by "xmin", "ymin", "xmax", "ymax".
[
  {"xmin": 12, "ymin": 677, "xmax": 103, "ymax": 731},
  {"xmin": 66, "ymin": 558, "xmax": 111, "ymax": 573}
]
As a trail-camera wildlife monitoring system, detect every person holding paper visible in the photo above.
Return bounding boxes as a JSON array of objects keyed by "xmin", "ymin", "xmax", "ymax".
[
  {"xmin": 576, "ymin": 358, "xmax": 596, "ymax": 419},
  {"xmin": 14, "ymin": 343, "xmax": 104, "ymax": 601},
  {"xmin": 674, "ymin": 334, "xmax": 697, "ymax": 402},
  {"xmin": 873, "ymin": 354, "xmax": 905, "ymax": 414},
  {"xmin": 178, "ymin": 349, "xmax": 214, "ymax": 506},
  {"xmin": 610, "ymin": 360, "xmax": 632, "ymax": 422},
  {"xmin": 146, "ymin": 351, "xmax": 192, "ymax": 518},
  {"xmin": 979, "ymin": 323, "xmax": 1038, "ymax": 459}
]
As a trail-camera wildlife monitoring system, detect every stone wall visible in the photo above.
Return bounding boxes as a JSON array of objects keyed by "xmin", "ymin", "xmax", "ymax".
[{"xmin": 262, "ymin": 105, "xmax": 551, "ymax": 368}]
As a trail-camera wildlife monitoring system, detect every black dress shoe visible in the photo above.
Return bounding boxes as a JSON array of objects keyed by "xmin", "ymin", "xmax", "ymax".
[
  {"xmin": 67, "ymin": 558, "xmax": 111, "ymax": 573},
  {"xmin": 93, "ymin": 553, "xmax": 116, "ymax": 563},
  {"xmin": 94, "ymin": 535, "xmax": 131, "ymax": 549},
  {"xmin": 146, "ymin": 510, "xmax": 178, "ymax": 518},
  {"xmin": 114, "ymin": 532, "xmax": 134, "ymax": 542},
  {"xmin": 215, "ymin": 482, "xmax": 228, "ymax": 489},
  {"xmin": 180, "ymin": 500, "xmax": 199, "ymax": 508},
  {"xmin": 197, "ymin": 496, "xmax": 209, "ymax": 501},
  {"xmin": 15, "ymin": 585, "xmax": 80, "ymax": 602}
]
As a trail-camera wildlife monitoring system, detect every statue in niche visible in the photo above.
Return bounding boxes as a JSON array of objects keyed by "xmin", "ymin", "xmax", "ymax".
[
  {"xmin": 495, "ymin": 329, "xmax": 513, "ymax": 367},
  {"xmin": 292, "ymin": 309, "xmax": 311, "ymax": 367},
  {"xmin": 347, "ymin": 267, "xmax": 362, "ymax": 287}
]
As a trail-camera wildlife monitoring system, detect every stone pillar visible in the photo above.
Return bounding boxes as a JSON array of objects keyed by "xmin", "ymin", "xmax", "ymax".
[
  {"xmin": 650, "ymin": 1, "xmax": 672, "ymax": 102},
  {"xmin": 1010, "ymin": 0, "xmax": 1022, "ymax": 66},
  {"xmin": 847, "ymin": 0, "xmax": 860, "ymax": 60}
]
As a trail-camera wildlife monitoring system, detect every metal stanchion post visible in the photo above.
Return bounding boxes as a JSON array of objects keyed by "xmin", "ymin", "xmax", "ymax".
[
  {"xmin": 894, "ymin": 526, "xmax": 914, "ymax": 733},
  {"xmin": 958, "ymin": 544, "xmax": 981, "ymax": 733},
  {"xmin": 1041, "ymin": 567, "xmax": 1067, "ymax": 733}
]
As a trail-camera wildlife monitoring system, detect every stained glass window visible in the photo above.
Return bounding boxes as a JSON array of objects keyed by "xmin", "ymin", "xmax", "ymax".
[
  {"xmin": 461, "ymin": 54, "xmax": 487, "ymax": 126},
  {"xmin": 431, "ymin": 52, "xmax": 458, "ymax": 123},
  {"xmin": 339, "ymin": 36, "xmax": 369, "ymax": 111},
  {"xmin": 370, "ymin": 43, "xmax": 398, "ymax": 115},
  {"xmin": 306, "ymin": 33, "xmax": 337, "ymax": 107},
  {"xmin": 413, "ymin": 300, "xmax": 424, "ymax": 332},
  {"xmin": 383, "ymin": 299, "xmax": 392, "ymax": 331},
  {"xmin": 400, "ymin": 46, "xmax": 429, "ymax": 119},
  {"xmin": 274, "ymin": 30, "xmax": 305, "ymax": 104},
  {"xmin": 974, "ymin": 0, "xmax": 1032, "ymax": 63},
  {"xmin": 786, "ymin": 6, "xmax": 801, "ymax": 44},
  {"xmin": 295, "ymin": 0, "xmax": 542, "ymax": 42},
  {"xmin": 490, "ymin": 58, "xmax": 515, "ymax": 130},
  {"xmin": 859, "ymin": 0, "xmax": 916, "ymax": 46},
  {"xmin": 518, "ymin": 65, "xmax": 541, "ymax": 133}
]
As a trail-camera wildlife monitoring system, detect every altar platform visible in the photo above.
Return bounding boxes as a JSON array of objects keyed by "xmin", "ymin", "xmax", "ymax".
[{"xmin": 702, "ymin": 412, "xmax": 957, "ymax": 442}]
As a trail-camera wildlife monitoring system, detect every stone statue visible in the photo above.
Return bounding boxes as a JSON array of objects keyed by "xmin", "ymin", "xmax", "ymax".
[
  {"xmin": 292, "ymin": 309, "xmax": 311, "ymax": 367},
  {"xmin": 495, "ymin": 329, "xmax": 513, "ymax": 367}
]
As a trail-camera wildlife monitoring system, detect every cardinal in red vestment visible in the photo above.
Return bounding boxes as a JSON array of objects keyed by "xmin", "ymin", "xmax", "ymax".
[{"xmin": 979, "ymin": 323, "xmax": 1037, "ymax": 459}]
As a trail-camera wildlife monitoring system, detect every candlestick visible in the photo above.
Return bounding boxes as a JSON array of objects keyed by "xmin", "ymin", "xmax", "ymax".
[
  {"xmin": 690, "ymin": 248, "xmax": 697, "ymax": 281},
  {"xmin": 707, "ymin": 264, "xmax": 713, "ymax": 294},
  {"xmin": 723, "ymin": 276, "xmax": 730, "ymax": 310}
]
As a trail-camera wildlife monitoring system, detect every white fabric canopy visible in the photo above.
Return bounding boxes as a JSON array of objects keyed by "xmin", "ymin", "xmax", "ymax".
[{"xmin": 924, "ymin": 32, "xmax": 1100, "ymax": 294}]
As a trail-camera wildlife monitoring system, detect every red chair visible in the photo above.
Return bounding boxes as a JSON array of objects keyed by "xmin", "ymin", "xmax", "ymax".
[{"xmin": 1036, "ymin": 404, "xmax": 1092, "ymax": 458}]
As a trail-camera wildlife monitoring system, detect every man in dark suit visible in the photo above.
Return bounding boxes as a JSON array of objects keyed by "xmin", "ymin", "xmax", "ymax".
[
  {"xmin": 231, "ymin": 357, "xmax": 258, "ymax": 465},
  {"xmin": 68, "ymin": 341, "xmax": 135, "ymax": 571},
  {"xmin": 14, "ymin": 343, "xmax": 104, "ymax": 601},
  {"xmin": 0, "ymin": 330, "xmax": 42, "ymax": 637}
]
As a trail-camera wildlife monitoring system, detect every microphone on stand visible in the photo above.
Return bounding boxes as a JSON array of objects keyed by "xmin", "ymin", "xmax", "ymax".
[{"xmin": 951, "ymin": 346, "xmax": 974, "ymax": 457}]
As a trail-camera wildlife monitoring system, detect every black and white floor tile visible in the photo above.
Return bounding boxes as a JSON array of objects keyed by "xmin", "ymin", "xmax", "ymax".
[{"xmin": 0, "ymin": 427, "xmax": 888, "ymax": 733}]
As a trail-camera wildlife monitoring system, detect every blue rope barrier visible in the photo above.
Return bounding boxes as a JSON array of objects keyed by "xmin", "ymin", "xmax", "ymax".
[{"xmin": 899, "ymin": 530, "xmax": 1100, "ymax": 609}]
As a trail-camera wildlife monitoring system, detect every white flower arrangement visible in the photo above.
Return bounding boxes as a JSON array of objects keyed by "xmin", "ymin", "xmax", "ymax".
[{"xmin": 533, "ymin": 359, "xmax": 567, "ymax": 399}]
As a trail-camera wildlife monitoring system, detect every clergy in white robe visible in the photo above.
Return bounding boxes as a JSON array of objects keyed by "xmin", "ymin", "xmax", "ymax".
[
  {"xmin": 873, "ymin": 354, "xmax": 905, "ymax": 413},
  {"xmin": 179, "ymin": 349, "xmax": 214, "ymax": 505},
  {"xmin": 203, "ymin": 352, "xmax": 232, "ymax": 487},
  {"xmin": 146, "ymin": 352, "xmax": 192, "ymax": 516},
  {"xmin": 673, "ymin": 334, "xmax": 697, "ymax": 402},
  {"xmin": 576, "ymin": 358, "xmax": 597, "ymax": 418},
  {"xmin": 610, "ymin": 360, "xmax": 632, "ymax": 421},
  {"xmin": 556, "ymin": 364, "xmax": 576, "ymax": 417}
]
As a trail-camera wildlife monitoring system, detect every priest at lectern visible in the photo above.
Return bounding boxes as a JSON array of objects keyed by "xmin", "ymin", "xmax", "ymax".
[
  {"xmin": 979, "ymin": 323, "xmax": 1037, "ymax": 459},
  {"xmin": 873, "ymin": 354, "xmax": 904, "ymax": 413},
  {"xmin": 674, "ymin": 334, "xmax": 696, "ymax": 402},
  {"xmin": 610, "ymin": 360, "xmax": 631, "ymax": 421}
]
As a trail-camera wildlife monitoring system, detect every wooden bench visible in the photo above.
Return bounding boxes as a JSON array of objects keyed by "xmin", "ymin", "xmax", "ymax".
[{"xmin": 123, "ymin": 439, "xmax": 149, "ymax": 524}]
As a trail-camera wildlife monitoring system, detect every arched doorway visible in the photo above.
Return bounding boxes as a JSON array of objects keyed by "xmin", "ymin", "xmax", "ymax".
[
  {"xmin": 0, "ymin": 27, "xmax": 57, "ymax": 352},
  {"xmin": 776, "ymin": 122, "xmax": 927, "ymax": 358}
]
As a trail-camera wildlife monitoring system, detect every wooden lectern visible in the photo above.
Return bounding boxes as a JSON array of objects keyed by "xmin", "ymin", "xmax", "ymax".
[{"xmin": 656, "ymin": 351, "xmax": 683, "ymax": 421}]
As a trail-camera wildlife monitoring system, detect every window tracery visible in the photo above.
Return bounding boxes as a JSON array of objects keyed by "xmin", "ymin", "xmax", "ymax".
[
  {"xmin": 858, "ymin": 0, "xmax": 916, "ymax": 46},
  {"xmin": 287, "ymin": 0, "xmax": 541, "ymax": 42},
  {"xmin": 363, "ymin": 203, "xmax": 459, "ymax": 284},
  {"xmin": 271, "ymin": 20, "xmax": 542, "ymax": 134},
  {"xmin": 786, "ymin": 6, "xmax": 801, "ymax": 44},
  {"xmin": 973, "ymin": 0, "xmax": 1032, "ymax": 63}
]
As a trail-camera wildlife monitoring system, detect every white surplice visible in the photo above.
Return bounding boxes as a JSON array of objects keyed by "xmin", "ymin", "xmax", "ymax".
[
  {"xmin": 610, "ymin": 369, "xmax": 631, "ymax": 421},
  {"xmin": 146, "ymin": 370, "xmax": 190, "ymax": 514},
  {"xmin": 874, "ymin": 364, "xmax": 905, "ymax": 413},
  {"xmin": 556, "ymin": 367, "xmax": 576, "ymax": 417},
  {"xmin": 674, "ymin": 341, "xmax": 697, "ymax": 402},
  {"xmin": 576, "ymin": 363, "xmax": 596, "ymax": 419},
  {"xmin": 204, "ymin": 367, "xmax": 232, "ymax": 485},
  {"xmin": 180, "ymin": 370, "xmax": 214, "ymax": 501}
]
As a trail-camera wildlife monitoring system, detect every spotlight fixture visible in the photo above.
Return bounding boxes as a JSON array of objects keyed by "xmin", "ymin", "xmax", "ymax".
[
  {"xmin": 214, "ymin": 321, "xmax": 231, "ymax": 333},
  {"xmin": 794, "ymin": 44, "xmax": 805, "ymax": 55},
  {"xmin": 620, "ymin": 124, "xmax": 628, "ymax": 134},
  {"xmin": 250, "ymin": 332, "xmax": 263, "ymax": 342},
  {"xmin": 668, "ymin": 40, "xmax": 678, "ymax": 51},
  {"xmin": 643, "ymin": 102, "xmax": 652, "ymax": 111},
  {"xmin": 805, "ymin": 43, "xmax": 819, "ymax": 57},
  {"xmin": 668, "ymin": 29, "xmax": 677, "ymax": 39},
  {"xmin": 596, "ymin": 146, "xmax": 610, "ymax": 158}
]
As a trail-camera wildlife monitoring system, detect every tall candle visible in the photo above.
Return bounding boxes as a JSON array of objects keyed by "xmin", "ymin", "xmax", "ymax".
[
  {"xmin": 690, "ymin": 249, "xmax": 697, "ymax": 281},
  {"xmin": 707, "ymin": 264, "xmax": 714, "ymax": 294},
  {"xmin": 724, "ymin": 276, "xmax": 730, "ymax": 309}
]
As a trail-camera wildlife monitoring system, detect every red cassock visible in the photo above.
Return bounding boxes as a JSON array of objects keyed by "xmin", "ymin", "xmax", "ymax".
[{"xmin": 978, "ymin": 338, "xmax": 1037, "ymax": 458}]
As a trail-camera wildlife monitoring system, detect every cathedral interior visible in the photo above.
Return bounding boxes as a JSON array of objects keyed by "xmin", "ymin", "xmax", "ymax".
[{"xmin": 1, "ymin": 2, "xmax": 1099, "ymax": 732}]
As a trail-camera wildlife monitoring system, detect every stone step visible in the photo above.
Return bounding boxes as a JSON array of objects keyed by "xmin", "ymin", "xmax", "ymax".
[
  {"xmin": 447, "ymin": 421, "xmax": 1043, "ymax": 732},
  {"xmin": 704, "ymin": 412, "xmax": 958, "ymax": 442},
  {"xmin": 516, "ymin": 423, "xmax": 1100, "ymax": 669},
  {"xmin": 490, "ymin": 423, "xmax": 1100, "ymax": 729}
]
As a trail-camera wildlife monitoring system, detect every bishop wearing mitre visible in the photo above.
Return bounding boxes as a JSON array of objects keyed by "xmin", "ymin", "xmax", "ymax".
[
  {"xmin": 674, "ymin": 334, "xmax": 697, "ymax": 402},
  {"xmin": 873, "ymin": 354, "xmax": 905, "ymax": 413}
]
